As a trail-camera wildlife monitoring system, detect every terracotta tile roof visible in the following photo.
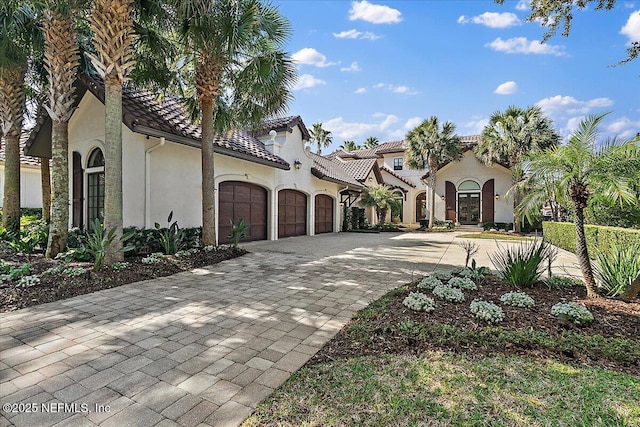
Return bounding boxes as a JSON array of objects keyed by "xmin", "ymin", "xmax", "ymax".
[
  {"xmin": 1, "ymin": 133, "xmax": 40, "ymax": 167},
  {"xmin": 255, "ymin": 116, "xmax": 311, "ymax": 141},
  {"xmin": 335, "ymin": 158, "xmax": 380, "ymax": 182},
  {"xmin": 25, "ymin": 73, "xmax": 290, "ymax": 169},
  {"xmin": 379, "ymin": 163, "xmax": 416, "ymax": 188},
  {"xmin": 375, "ymin": 140, "xmax": 405, "ymax": 154},
  {"xmin": 310, "ymin": 153, "xmax": 363, "ymax": 189}
]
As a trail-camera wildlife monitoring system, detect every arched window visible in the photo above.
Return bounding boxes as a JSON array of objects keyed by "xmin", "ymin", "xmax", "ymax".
[
  {"xmin": 86, "ymin": 148, "xmax": 105, "ymax": 228},
  {"xmin": 458, "ymin": 180, "xmax": 480, "ymax": 192}
]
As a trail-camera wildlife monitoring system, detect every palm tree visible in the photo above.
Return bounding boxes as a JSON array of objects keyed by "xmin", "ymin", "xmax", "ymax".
[
  {"xmin": 340, "ymin": 140, "xmax": 360, "ymax": 151},
  {"xmin": 364, "ymin": 136, "xmax": 379, "ymax": 149},
  {"xmin": 405, "ymin": 116, "xmax": 462, "ymax": 229},
  {"xmin": 360, "ymin": 184, "xmax": 402, "ymax": 225},
  {"xmin": 476, "ymin": 105, "xmax": 560, "ymax": 232},
  {"xmin": 175, "ymin": 0, "xmax": 295, "ymax": 246},
  {"xmin": 87, "ymin": 0, "xmax": 136, "ymax": 263},
  {"xmin": 310, "ymin": 122, "xmax": 332, "ymax": 154},
  {"xmin": 41, "ymin": 2, "xmax": 81, "ymax": 257},
  {"xmin": 0, "ymin": 2, "xmax": 39, "ymax": 233},
  {"xmin": 522, "ymin": 113, "xmax": 640, "ymax": 298}
]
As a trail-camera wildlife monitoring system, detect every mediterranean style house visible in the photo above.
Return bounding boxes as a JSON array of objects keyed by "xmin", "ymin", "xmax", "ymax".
[
  {"xmin": 0, "ymin": 135, "xmax": 43, "ymax": 210},
  {"xmin": 328, "ymin": 137, "xmax": 514, "ymax": 226}
]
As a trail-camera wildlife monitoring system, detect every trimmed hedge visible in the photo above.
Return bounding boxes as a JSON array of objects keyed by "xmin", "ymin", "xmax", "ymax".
[{"xmin": 543, "ymin": 222, "xmax": 640, "ymax": 258}]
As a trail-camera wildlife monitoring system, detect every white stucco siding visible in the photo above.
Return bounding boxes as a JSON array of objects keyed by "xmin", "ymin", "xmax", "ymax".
[
  {"xmin": 0, "ymin": 164, "xmax": 43, "ymax": 209},
  {"xmin": 431, "ymin": 151, "xmax": 513, "ymax": 223}
]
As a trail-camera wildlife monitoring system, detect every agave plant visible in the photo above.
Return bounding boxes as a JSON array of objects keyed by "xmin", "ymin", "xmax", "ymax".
[
  {"xmin": 594, "ymin": 242, "xmax": 640, "ymax": 297},
  {"xmin": 489, "ymin": 239, "xmax": 555, "ymax": 287}
]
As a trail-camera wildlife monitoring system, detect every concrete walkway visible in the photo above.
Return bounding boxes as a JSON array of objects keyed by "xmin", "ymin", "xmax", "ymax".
[{"xmin": 0, "ymin": 232, "xmax": 580, "ymax": 427}]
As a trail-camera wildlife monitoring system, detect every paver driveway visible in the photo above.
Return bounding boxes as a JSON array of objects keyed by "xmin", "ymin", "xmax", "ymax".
[{"xmin": 0, "ymin": 232, "xmax": 580, "ymax": 427}]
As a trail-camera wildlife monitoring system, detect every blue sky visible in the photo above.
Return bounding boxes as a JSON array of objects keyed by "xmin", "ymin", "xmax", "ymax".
[{"xmin": 273, "ymin": 0, "xmax": 640, "ymax": 153}]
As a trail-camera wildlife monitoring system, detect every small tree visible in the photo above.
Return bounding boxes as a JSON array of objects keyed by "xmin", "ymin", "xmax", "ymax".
[
  {"xmin": 360, "ymin": 184, "xmax": 402, "ymax": 225},
  {"xmin": 310, "ymin": 122, "xmax": 332, "ymax": 154},
  {"xmin": 363, "ymin": 136, "xmax": 379, "ymax": 149},
  {"xmin": 340, "ymin": 140, "xmax": 360, "ymax": 151}
]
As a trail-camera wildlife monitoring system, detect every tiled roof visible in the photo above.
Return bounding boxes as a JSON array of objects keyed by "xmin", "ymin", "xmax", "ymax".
[
  {"xmin": 255, "ymin": 116, "xmax": 311, "ymax": 141},
  {"xmin": 375, "ymin": 140, "xmax": 405, "ymax": 154},
  {"xmin": 379, "ymin": 163, "xmax": 416, "ymax": 188},
  {"xmin": 25, "ymin": 73, "xmax": 289, "ymax": 169},
  {"xmin": 335, "ymin": 158, "xmax": 379, "ymax": 182},
  {"xmin": 1, "ymin": 133, "xmax": 40, "ymax": 167},
  {"xmin": 310, "ymin": 153, "xmax": 363, "ymax": 189}
]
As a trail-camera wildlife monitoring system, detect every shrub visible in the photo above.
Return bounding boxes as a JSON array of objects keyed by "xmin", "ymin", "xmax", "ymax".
[
  {"xmin": 470, "ymin": 299, "xmax": 504, "ymax": 323},
  {"xmin": 431, "ymin": 271, "xmax": 453, "ymax": 281},
  {"xmin": 457, "ymin": 240, "xmax": 479, "ymax": 267},
  {"xmin": 175, "ymin": 248, "xmax": 198, "ymax": 257},
  {"xmin": 551, "ymin": 302, "xmax": 594, "ymax": 325},
  {"xmin": 155, "ymin": 211, "xmax": 188, "ymax": 255},
  {"xmin": 402, "ymin": 292, "xmax": 436, "ymax": 312},
  {"xmin": 18, "ymin": 275, "xmax": 40, "ymax": 287},
  {"xmin": 447, "ymin": 276, "xmax": 477, "ymax": 290},
  {"xmin": 142, "ymin": 252, "xmax": 164, "ymax": 265},
  {"xmin": 457, "ymin": 263, "xmax": 491, "ymax": 282},
  {"xmin": 489, "ymin": 239, "xmax": 555, "ymax": 287},
  {"xmin": 227, "ymin": 218, "xmax": 250, "ymax": 248},
  {"xmin": 417, "ymin": 276, "xmax": 442, "ymax": 291},
  {"xmin": 111, "ymin": 262, "xmax": 130, "ymax": 271},
  {"xmin": 42, "ymin": 264, "xmax": 67, "ymax": 276},
  {"xmin": 432, "ymin": 284, "xmax": 465, "ymax": 303},
  {"xmin": 203, "ymin": 245, "xmax": 217, "ymax": 252},
  {"xmin": 594, "ymin": 242, "xmax": 640, "ymax": 297},
  {"xmin": 543, "ymin": 275, "xmax": 583, "ymax": 289},
  {"xmin": 500, "ymin": 291, "xmax": 535, "ymax": 308},
  {"xmin": 63, "ymin": 267, "xmax": 86, "ymax": 278},
  {"xmin": 433, "ymin": 220, "xmax": 454, "ymax": 230},
  {"xmin": 543, "ymin": 222, "xmax": 640, "ymax": 258},
  {"xmin": 55, "ymin": 247, "xmax": 91, "ymax": 262},
  {"xmin": 0, "ymin": 263, "xmax": 31, "ymax": 282},
  {"xmin": 85, "ymin": 219, "xmax": 135, "ymax": 271}
]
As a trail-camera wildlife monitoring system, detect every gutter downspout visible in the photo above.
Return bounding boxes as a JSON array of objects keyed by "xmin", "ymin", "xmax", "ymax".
[{"xmin": 144, "ymin": 137, "xmax": 165, "ymax": 228}]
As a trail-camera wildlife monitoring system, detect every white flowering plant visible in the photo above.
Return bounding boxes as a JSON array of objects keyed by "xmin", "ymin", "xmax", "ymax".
[
  {"xmin": 18, "ymin": 275, "xmax": 40, "ymax": 287},
  {"xmin": 417, "ymin": 276, "xmax": 443, "ymax": 291},
  {"xmin": 142, "ymin": 253, "xmax": 164, "ymax": 265},
  {"xmin": 111, "ymin": 262, "xmax": 130, "ymax": 271},
  {"xmin": 551, "ymin": 302, "xmax": 594, "ymax": 325},
  {"xmin": 402, "ymin": 292, "xmax": 436, "ymax": 312},
  {"xmin": 500, "ymin": 291, "xmax": 535, "ymax": 308},
  {"xmin": 175, "ymin": 248, "xmax": 199, "ymax": 258},
  {"xmin": 470, "ymin": 299, "xmax": 504, "ymax": 323},
  {"xmin": 448, "ymin": 277, "xmax": 477, "ymax": 291},
  {"xmin": 432, "ymin": 284, "xmax": 465, "ymax": 303},
  {"xmin": 64, "ymin": 267, "xmax": 87, "ymax": 277}
]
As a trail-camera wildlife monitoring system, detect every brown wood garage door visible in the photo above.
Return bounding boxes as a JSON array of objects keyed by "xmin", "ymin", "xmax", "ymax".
[
  {"xmin": 219, "ymin": 181, "xmax": 267, "ymax": 243},
  {"xmin": 315, "ymin": 195, "xmax": 334, "ymax": 234},
  {"xmin": 278, "ymin": 189, "xmax": 307, "ymax": 238}
]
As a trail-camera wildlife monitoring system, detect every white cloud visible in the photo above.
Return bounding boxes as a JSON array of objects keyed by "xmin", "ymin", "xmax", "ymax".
[
  {"xmin": 333, "ymin": 29, "xmax": 381, "ymax": 40},
  {"xmin": 458, "ymin": 12, "xmax": 521, "ymax": 28},
  {"xmin": 620, "ymin": 10, "xmax": 640, "ymax": 45},
  {"xmin": 373, "ymin": 82, "xmax": 386, "ymax": 89},
  {"xmin": 463, "ymin": 118, "xmax": 489, "ymax": 134},
  {"xmin": 405, "ymin": 117, "xmax": 422, "ymax": 130},
  {"xmin": 536, "ymin": 95, "xmax": 614, "ymax": 116},
  {"xmin": 494, "ymin": 81, "xmax": 518, "ymax": 95},
  {"xmin": 373, "ymin": 82, "xmax": 419, "ymax": 95},
  {"xmin": 624, "ymin": 2, "xmax": 637, "ymax": 8},
  {"xmin": 355, "ymin": 87, "xmax": 367, "ymax": 94},
  {"xmin": 341, "ymin": 62, "xmax": 362, "ymax": 72},
  {"xmin": 325, "ymin": 114, "xmax": 406, "ymax": 141},
  {"xmin": 380, "ymin": 114, "xmax": 399, "ymax": 130},
  {"xmin": 291, "ymin": 48, "xmax": 338, "ymax": 67},
  {"xmin": 349, "ymin": 0, "xmax": 402, "ymax": 24},
  {"xmin": 293, "ymin": 74, "xmax": 326, "ymax": 90},
  {"xmin": 516, "ymin": 0, "xmax": 531, "ymax": 11},
  {"xmin": 606, "ymin": 117, "xmax": 640, "ymax": 138},
  {"xmin": 485, "ymin": 37, "xmax": 566, "ymax": 56}
]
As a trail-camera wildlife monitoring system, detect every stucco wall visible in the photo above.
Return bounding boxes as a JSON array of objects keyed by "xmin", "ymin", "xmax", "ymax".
[{"xmin": 0, "ymin": 164, "xmax": 43, "ymax": 209}]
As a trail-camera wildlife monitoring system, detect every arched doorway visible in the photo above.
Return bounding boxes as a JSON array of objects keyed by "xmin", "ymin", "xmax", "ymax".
[
  {"xmin": 278, "ymin": 189, "xmax": 307, "ymax": 238},
  {"xmin": 415, "ymin": 192, "xmax": 426, "ymax": 222},
  {"xmin": 314, "ymin": 195, "xmax": 334, "ymax": 234},
  {"xmin": 218, "ymin": 181, "xmax": 268, "ymax": 243},
  {"xmin": 392, "ymin": 190, "xmax": 403, "ymax": 222},
  {"xmin": 86, "ymin": 148, "xmax": 105, "ymax": 229},
  {"xmin": 458, "ymin": 180, "xmax": 481, "ymax": 224}
]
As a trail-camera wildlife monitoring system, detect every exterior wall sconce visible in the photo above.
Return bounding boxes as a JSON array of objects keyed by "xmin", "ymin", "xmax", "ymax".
[
  {"xmin": 495, "ymin": 194, "xmax": 500, "ymax": 200},
  {"xmin": 440, "ymin": 195, "xmax": 445, "ymax": 200},
  {"xmin": 294, "ymin": 159, "xmax": 302, "ymax": 169}
]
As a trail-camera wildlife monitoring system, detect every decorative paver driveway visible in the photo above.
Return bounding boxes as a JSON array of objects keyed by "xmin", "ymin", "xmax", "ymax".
[{"xmin": 0, "ymin": 232, "xmax": 579, "ymax": 427}]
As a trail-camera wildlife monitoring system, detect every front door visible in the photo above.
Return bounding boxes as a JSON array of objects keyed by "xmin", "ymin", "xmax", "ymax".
[{"xmin": 458, "ymin": 193, "xmax": 480, "ymax": 224}]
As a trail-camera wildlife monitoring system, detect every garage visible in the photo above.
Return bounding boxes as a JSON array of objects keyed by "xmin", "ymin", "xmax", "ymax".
[
  {"xmin": 219, "ymin": 181, "xmax": 268, "ymax": 243},
  {"xmin": 314, "ymin": 194, "xmax": 334, "ymax": 234},
  {"xmin": 278, "ymin": 189, "xmax": 307, "ymax": 238}
]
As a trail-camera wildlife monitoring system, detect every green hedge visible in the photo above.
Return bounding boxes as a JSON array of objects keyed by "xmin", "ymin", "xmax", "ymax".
[{"xmin": 543, "ymin": 222, "xmax": 640, "ymax": 258}]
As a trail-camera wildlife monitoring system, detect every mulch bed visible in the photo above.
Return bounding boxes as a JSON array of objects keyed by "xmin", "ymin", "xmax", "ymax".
[
  {"xmin": 309, "ymin": 277, "xmax": 640, "ymax": 374},
  {"xmin": 0, "ymin": 248, "xmax": 246, "ymax": 313}
]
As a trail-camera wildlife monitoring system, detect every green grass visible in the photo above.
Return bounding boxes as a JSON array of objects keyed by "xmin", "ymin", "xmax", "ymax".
[
  {"xmin": 457, "ymin": 232, "xmax": 533, "ymax": 241},
  {"xmin": 244, "ymin": 353, "xmax": 640, "ymax": 427}
]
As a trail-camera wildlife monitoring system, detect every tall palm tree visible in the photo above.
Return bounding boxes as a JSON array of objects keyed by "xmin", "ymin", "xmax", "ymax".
[
  {"xmin": 41, "ymin": 2, "xmax": 81, "ymax": 257},
  {"xmin": 87, "ymin": 0, "xmax": 136, "ymax": 262},
  {"xmin": 340, "ymin": 140, "xmax": 360, "ymax": 151},
  {"xmin": 175, "ymin": 0, "xmax": 295, "ymax": 246},
  {"xmin": 364, "ymin": 136, "xmax": 379, "ymax": 149},
  {"xmin": 476, "ymin": 105, "xmax": 560, "ymax": 232},
  {"xmin": 522, "ymin": 113, "xmax": 640, "ymax": 298},
  {"xmin": 0, "ymin": 2, "xmax": 39, "ymax": 233},
  {"xmin": 360, "ymin": 184, "xmax": 402, "ymax": 225},
  {"xmin": 405, "ymin": 116, "xmax": 462, "ymax": 229},
  {"xmin": 310, "ymin": 122, "xmax": 332, "ymax": 154}
]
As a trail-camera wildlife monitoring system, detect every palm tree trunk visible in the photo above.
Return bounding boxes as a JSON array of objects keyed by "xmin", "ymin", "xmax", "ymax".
[
  {"xmin": 2, "ymin": 133, "xmax": 21, "ymax": 233},
  {"xmin": 512, "ymin": 174, "xmax": 522, "ymax": 233},
  {"xmin": 46, "ymin": 121, "xmax": 70, "ymax": 257},
  {"xmin": 41, "ymin": 159, "xmax": 51, "ymax": 224},
  {"xmin": 201, "ymin": 97, "xmax": 216, "ymax": 246},
  {"xmin": 428, "ymin": 172, "xmax": 437, "ymax": 229},
  {"xmin": 574, "ymin": 205, "xmax": 599, "ymax": 298},
  {"xmin": 619, "ymin": 271, "xmax": 640, "ymax": 302},
  {"xmin": 104, "ymin": 82, "xmax": 123, "ymax": 263}
]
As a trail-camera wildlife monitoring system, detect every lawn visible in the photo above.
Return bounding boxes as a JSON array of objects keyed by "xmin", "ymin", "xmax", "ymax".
[
  {"xmin": 456, "ymin": 231, "xmax": 534, "ymax": 241},
  {"xmin": 244, "ymin": 270, "xmax": 640, "ymax": 426}
]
